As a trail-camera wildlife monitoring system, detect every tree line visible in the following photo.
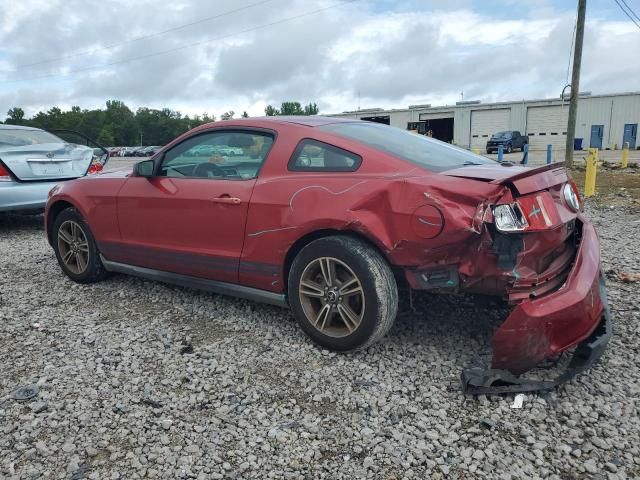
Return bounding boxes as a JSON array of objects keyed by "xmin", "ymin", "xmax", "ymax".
[{"xmin": 2, "ymin": 100, "xmax": 319, "ymax": 146}]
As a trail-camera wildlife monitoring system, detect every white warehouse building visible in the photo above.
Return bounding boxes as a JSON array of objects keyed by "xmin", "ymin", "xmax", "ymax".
[{"xmin": 329, "ymin": 91, "xmax": 640, "ymax": 152}]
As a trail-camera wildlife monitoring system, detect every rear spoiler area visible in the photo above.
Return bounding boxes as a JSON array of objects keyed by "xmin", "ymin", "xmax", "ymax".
[{"xmin": 491, "ymin": 162, "xmax": 568, "ymax": 196}]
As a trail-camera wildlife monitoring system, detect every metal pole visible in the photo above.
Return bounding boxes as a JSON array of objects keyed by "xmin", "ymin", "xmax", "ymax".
[
  {"xmin": 584, "ymin": 148, "xmax": 597, "ymax": 196},
  {"xmin": 547, "ymin": 144, "xmax": 553, "ymax": 165},
  {"xmin": 622, "ymin": 142, "xmax": 629, "ymax": 169},
  {"xmin": 522, "ymin": 144, "xmax": 529, "ymax": 165},
  {"xmin": 497, "ymin": 144, "xmax": 504, "ymax": 162},
  {"xmin": 565, "ymin": 0, "xmax": 587, "ymax": 168}
]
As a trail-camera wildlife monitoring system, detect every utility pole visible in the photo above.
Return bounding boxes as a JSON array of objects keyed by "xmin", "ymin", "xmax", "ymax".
[{"xmin": 565, "ymin": 0, "xmax": 586, "ymax": 168}]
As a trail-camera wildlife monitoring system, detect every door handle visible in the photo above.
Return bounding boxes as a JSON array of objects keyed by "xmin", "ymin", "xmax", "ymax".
[{"xmin": 212, "ymin": 195, "xmax": 241, "ymax": 205}]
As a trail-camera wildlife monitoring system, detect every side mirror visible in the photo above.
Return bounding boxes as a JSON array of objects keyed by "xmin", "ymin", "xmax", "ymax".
[{"xmin": 133, "ymin": 159, "xmax": 154, "ymax": 178}]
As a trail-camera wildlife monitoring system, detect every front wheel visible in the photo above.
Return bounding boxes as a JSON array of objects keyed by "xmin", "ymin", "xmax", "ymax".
[
  {"xmin": 52, "ymin": 207, "xmax": 108, "ymax": 284},
  {"xmin": 506, "ymin": 143, "xmax": 513, "ymax": 154},
  {"xmin": 288, "ymin": 236, "xmax": 398, "ymax": 351}
]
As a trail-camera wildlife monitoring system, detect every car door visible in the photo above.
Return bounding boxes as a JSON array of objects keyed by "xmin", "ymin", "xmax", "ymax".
[
  {"xmin": 113, "ymin": 129, "xmax": 274, "ymax": 284},
  {"xmin": 512, "ymin": 132, "xmax": 522, "ymax": 148}
]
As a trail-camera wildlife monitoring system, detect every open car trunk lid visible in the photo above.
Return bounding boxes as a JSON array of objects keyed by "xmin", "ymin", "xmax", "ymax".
[
  {"xmin": 0, "ymin": 143, "xmax": 94, "ymax": 181},
  {"xmin": 442, "ymin": 162, "xmax": 568, "ymax": 196}
]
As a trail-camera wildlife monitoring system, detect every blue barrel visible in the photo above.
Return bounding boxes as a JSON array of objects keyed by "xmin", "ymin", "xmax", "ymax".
[{"xmin": 574, "ymin": 138, "xmax": 583, "ymax": 150}]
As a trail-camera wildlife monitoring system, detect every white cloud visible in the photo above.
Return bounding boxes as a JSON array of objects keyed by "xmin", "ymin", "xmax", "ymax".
[{"xmin": 0, "ymin": 0, "xmax": 638, "ymax": 119}]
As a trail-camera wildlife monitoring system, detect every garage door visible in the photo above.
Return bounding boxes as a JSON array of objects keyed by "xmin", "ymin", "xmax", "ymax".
[
  {"xmin": 526, "ymin": 106, "xmax": 568, "ymax": 150},
  {"xmin": 470, "ymin": 109, "xmax": 511, "ymax": 149},
  {"xmin": 419, "ymin": 112, "xmax": 454, "ymax": 121}
]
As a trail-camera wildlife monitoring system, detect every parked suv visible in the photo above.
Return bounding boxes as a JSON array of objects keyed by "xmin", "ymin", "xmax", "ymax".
[{"xmin": 486, "ymin": 131, "xmax": 528, "ymax": 154}]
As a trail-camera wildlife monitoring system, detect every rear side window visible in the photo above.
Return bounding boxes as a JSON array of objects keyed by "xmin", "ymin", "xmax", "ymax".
[
  {"xmin": 319, "ymin": 122, "xmax": 493, "ymax": 173},
  {"xmin": 288, "ymin": 139, "xmax": 361, "ymax": 172},
  {"xmin": 0, "ymin": 128, "xmax": 63, "ymax": 147}
]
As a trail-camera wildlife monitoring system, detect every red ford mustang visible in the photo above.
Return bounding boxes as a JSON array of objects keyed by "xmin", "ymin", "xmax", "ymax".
[{"xmin": 45, "ymin": 117, "xmax": 611, "ymax": 394}]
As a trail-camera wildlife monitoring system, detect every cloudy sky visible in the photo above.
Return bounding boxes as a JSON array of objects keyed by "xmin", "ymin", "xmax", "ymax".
[{"xmin": 0, "ymin": 0, "xmax": 638, "ymax": 119}]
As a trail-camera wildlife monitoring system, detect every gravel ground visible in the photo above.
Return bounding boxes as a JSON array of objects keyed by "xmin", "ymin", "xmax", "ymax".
[{"xmin": 1, "ymin": 196, "xmax": 639, "ymax": 479}]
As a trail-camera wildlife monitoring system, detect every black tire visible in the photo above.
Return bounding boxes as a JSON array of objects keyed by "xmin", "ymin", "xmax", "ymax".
[
  {"xmin": 521, "ymin": 145, "xmax": 526, "ymax": 152},
  {"xmin": 506, "ymin": 143, "xmax": 513, "ymax": 154},
  {"xmin": 288, "ymin": 236, "xmax": 398, "ymax": 351},
  {"xmin": 486, "ymin": 149, "xmax": 492, "ymax": 154},
  {"xmin": 52, "ymin": 207, "xmax": 108, "ymax": 284}
]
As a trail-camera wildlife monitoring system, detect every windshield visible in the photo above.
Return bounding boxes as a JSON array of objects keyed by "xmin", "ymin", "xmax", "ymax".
[
  {"xmin": 319, "ymin": 122, "xmax": 494, "ymax": 172},
  {"xmin": 0, "ymin": 128, "xmax": 64, "ymax": 147},
  {"xmin": 493, "ymin": 131, "xmax": 511, "ymax": 138}
]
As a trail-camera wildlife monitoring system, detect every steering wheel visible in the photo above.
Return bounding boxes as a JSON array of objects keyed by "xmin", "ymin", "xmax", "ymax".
[{"xmin": 193, "ymin": 162, "xmax": 224, "ymax": 178}]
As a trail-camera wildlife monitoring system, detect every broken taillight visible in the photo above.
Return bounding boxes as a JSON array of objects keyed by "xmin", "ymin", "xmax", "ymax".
[
  {"xmin": 493, "ymin": 192, "xmax": 559, "ymax": 233},
  {"xmin": 493, "ymin": 204, "xmax": 528, "ymax": 232},
  {"xmin": 564, "ymin": 180, "xmax": 582, "ymax": 212}
]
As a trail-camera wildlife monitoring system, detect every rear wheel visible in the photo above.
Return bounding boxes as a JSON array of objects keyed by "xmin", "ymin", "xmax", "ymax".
[
  {"xmin": 288, "ymin": 236, "xmax": 398, "ymax": 351},
  {"xmin": 52, "ymin": 208, "xmax": 107, "ymax": 283}
]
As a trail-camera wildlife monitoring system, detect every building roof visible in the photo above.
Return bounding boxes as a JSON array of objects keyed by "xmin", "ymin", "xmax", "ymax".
[{"xmin": 335, "ymin": 91, "xmax": 640, "ymax": 116}]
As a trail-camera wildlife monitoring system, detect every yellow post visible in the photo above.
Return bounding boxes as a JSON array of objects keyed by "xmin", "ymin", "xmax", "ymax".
[
  {"xmin": 584, "ymin": 148, "xmax": 597, "ymax": 197},
  {"xmin": 621, "ymin": 142, "xmax": 629, "ymax": 169},
  {"xmin": 472, "ymin": 147, "xmax": 481, "ymax": 154}
]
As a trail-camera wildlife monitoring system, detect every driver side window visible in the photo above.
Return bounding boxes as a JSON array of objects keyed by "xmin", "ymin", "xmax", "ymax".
[{"xmin": 159, "ymin": 130, "xmax": 273, "ymax": 180}]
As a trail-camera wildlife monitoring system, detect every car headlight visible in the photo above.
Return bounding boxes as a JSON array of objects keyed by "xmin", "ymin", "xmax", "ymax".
[
  {"xmin": 563, "ymin": 183, "xmax": 581, "ymax": 212},
  {"xmin": 493, "ymin": 204, "xmax": 528, "ymax": 232}
]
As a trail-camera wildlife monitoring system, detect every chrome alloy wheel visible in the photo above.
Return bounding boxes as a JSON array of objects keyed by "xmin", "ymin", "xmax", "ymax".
[
  {"xmin": 57, "ymin": 220, "xmax": 90, "ymax": 275},
  {"xmin": 298, "ymin": 257, "xmax": 365, "ymax": 338}
]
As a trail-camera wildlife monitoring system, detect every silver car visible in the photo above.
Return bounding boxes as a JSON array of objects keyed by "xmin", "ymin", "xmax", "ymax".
[{"xmin": 0, "ymin": 125, "xmax": 103, "ymax": 213}]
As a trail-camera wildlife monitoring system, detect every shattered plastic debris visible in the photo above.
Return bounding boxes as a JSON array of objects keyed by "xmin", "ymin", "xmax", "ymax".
[
  {"xmin": 510, "ymin": 393, "xmax": 525, "ymax": 409},
  {"xmin": 479, "ymin": 417, "xmax": 497, "ymax": 429},
  {"xmin": 13, "ymin": 385, "xmax": 39, "ymax": 401}
]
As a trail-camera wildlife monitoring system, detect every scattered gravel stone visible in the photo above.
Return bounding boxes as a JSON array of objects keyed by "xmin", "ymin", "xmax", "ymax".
[
  {"xmin": 12, "ymin": 384, "xmax": 39, "ymax": 401},
  {"xmin": 1, "ymin": 198, "xmax": 639, "ymax": 478},
  {"xmin": 30, "ymin": 401, "xmax": 48, "ymax": 413}
]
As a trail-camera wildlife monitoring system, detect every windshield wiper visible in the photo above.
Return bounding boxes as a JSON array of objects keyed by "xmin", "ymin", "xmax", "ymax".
[{"xmin": 463, "ymin": 161, "xmax": 484, "ymax": 166}]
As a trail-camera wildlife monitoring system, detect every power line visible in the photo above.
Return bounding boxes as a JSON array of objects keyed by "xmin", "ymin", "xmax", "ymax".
[
  {"xmin": 1, "ymin": 0, "xmax": 357, "ymax": 85},
  {"xmin": 10, "ymin": 0, "xmax": 277, "ymax": 71},
  {"xmin": 619, "ymin": 0, "xmax": 640, "ymax": 22},
  {"xmin": 613, "ymin": 0, "xmax": 640, "ymax": 29}
]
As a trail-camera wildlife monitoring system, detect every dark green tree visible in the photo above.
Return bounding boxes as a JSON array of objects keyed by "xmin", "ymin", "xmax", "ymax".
[
  {"xmin": 264, "ymin": 105, "xmax": 279, "ymax": 116},
  {"xmin": 96, "ymin": 125, "xmax": 115, "ymax": 146},
  {"xmin": 241, "ymin": 111, "xmax": 249, "ymax": 118},
  {"xmin": 304, "ymin": 102, "xmax": 319, "ymax": 115},
  {"xmin": 264, "ymin": 101, "xmax": 318, "ymax": 116},
  {"xmin": 5, "ymin": 107, "xmax": 25, "ymax": 124},
  {"xmin": 4, "ymin": 103, "xmax": 227, "ymax": 146},
  {"xmin": 279, "ymin": 102, "xmax": 304, "ymax": 115},
  {"xmin": 105, "ymin": 100, "xmax": 139, "ymax": 146}
]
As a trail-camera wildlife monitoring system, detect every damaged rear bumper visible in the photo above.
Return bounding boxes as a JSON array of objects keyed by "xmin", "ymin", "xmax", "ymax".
[{"xmin": 462, "ymin": 221, "xmax": 612, "ymax": 394}]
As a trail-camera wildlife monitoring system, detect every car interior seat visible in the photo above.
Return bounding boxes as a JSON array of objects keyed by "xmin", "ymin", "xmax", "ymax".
[{"xmin": 323, "ymin": 150, "xmax": 350, "ymax": 169}]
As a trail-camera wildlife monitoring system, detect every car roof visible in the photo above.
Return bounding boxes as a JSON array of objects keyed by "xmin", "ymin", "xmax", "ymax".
[
  {"xmin": 0, "ymin": 124, "xmax": 43, "ymax": 131},
  {"xmin": 201, "ymin": 116, "xmax": 358, "ymax": 129},
  {"xmin": 259, "ymin": 116, "xmax": 357, "ymax": 127}
]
